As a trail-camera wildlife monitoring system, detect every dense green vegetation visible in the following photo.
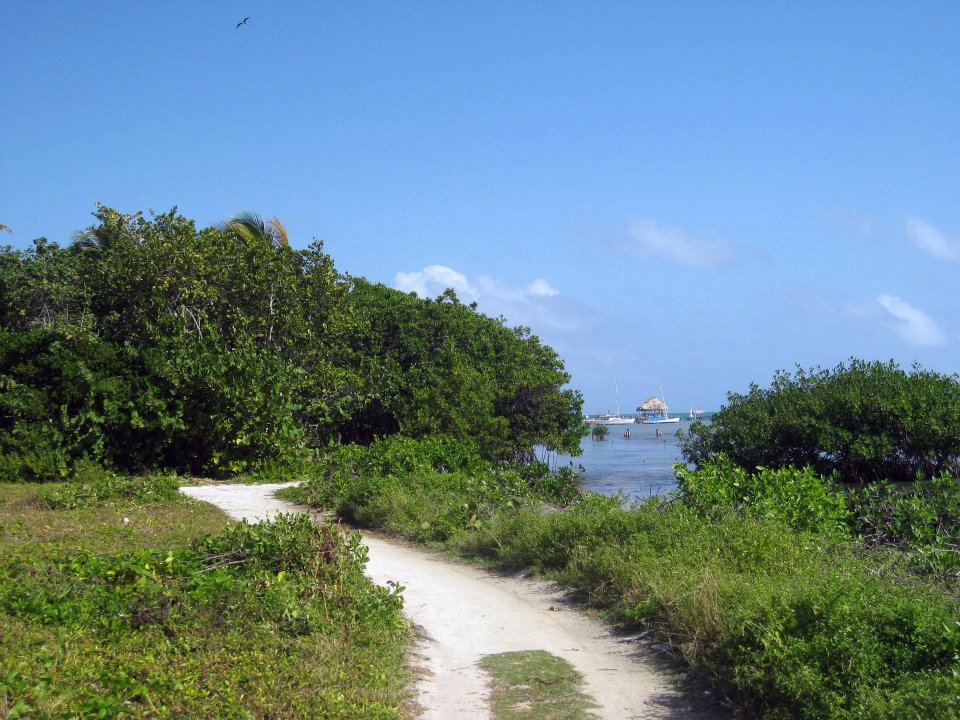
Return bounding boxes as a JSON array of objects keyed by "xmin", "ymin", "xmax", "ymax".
[
  {"xmin": 6, "ymin": 204, "xmax": 960, "ymax": 718},
  {"xmin": 291, "ymin": 437, "xmax": 960, "ymax": 720},
  {"xmin": 680, "ymin": 360, "xmax": 960, "ymax": 580},
  {"xmin": 0, "ymin": 206, "xmax": 583, "ymax": 481},
  {"xmin": 0, "ymin": 479, "xmax": 410, "ymax": 719},
  {"xmin": 341, "ymin": 280, "xmax": 583, "ymax": 459},
  {"xmin": 681, "ymin": 359, "xmax": 960, "ymax": 484},
  {"xmin": 289, "ymin": 434, "xmax": 581, "ymax": 545}
]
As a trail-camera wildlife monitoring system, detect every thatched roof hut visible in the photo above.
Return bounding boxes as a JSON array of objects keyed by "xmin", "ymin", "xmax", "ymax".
[{"xmin": 637, "ymin": 396, "xmax": 667, "ymax": 413}]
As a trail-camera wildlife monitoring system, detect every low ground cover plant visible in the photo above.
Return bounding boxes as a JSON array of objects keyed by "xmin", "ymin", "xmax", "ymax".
[
  {"xmin": 34, "ymin": 471, "xmax": 182, "ymax": 509},
  {"xmin": 480, "ymin": 650, "xmax": 599, "ymax": 720},
  {"xmin": 0, "ymin": 480, "xmax": 411, "ymax": 719}
]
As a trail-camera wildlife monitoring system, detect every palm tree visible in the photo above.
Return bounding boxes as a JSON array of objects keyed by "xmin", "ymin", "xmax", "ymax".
[{"xmin": 218, "ymin": 211, "xmax": 288, "ymax": 247}]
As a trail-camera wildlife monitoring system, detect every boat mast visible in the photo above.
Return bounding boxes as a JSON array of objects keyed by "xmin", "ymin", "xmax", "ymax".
[{"xmin": 614, "ymin": 373, "xmax": 621, "ymax": 416}]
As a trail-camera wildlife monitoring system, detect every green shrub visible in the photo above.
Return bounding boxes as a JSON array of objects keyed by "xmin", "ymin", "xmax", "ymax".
[
  {"xmin": 682, "ymin": 359, "xmax": 960, "ymax": 484},
  {"xmin": 299, "ymin": 441, "xmax": 960, "ymax": 720},
  {"xmin": 710, "ymin": 559, "xmax": 960, "ymax": 719},
  {"xmin": 0, "ymin": 509, "xmax": 409, "ymax": 718},
  {"xmin": 674, "ymin": 455, "xmax": 850, "ymax": 540},
  {"xmin": 848, "ymin": 473, "xmax": 960, "ymax": 578},
  {"xmin": 467, "ymin": 502, "xmax": 960, "ymax": 720},
  {"xmin": 294, "ymin": 437, "xmax": 581, "ymax": 544}
]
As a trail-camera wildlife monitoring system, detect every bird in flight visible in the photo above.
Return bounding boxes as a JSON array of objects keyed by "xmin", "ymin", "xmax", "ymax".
[{"xmin": 236, "ymin": 16, "xmax": 250, "ymax": 28}]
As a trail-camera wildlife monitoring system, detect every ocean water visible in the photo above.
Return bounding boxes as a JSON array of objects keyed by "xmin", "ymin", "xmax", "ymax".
[{"xmin": 547, "ymin": 421, "xmax": 696, "ymax": 501}]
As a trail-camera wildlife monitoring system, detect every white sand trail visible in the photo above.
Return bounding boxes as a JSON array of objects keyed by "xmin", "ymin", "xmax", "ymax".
[{"xmin": 180, "ymin": 482, "xmax": 729, "ymax": 720}]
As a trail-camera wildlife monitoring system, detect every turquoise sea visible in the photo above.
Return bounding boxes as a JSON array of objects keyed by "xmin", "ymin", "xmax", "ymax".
[{"xmin": 548, "ymin": 418, "xmax": 708, "ymax": 500}]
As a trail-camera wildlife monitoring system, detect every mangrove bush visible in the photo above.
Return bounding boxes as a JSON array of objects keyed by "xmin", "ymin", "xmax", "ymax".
[{"xmin": 681, "ymin": 359, "xmax": 960, "ymax": 484}]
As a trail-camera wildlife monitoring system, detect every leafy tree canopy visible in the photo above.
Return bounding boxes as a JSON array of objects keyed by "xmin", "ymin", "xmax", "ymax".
[
  {"xmin": 339, "ymin": 280, "xmax": 584, "ymax": 459},
  {"xmin": 681, "ymin": 359, "xmax": 960, "ymax": 484},
  {"xmin": 0, "ymin": 206, "xmax": 584, "ymax": 479}
]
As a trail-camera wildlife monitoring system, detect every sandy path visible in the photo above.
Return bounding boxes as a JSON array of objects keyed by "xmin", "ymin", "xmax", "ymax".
[{"xmin": 180, "ymin": 483, "xmax": 727, "ymax": 720}]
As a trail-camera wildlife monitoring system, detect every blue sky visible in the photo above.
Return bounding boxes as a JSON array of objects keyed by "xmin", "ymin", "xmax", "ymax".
[{"xmin": 3, "ymin": 1, "xmax": 959, "ymax": 414}]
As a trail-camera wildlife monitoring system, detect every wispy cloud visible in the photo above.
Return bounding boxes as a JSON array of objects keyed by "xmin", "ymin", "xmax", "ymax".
[
  {"xmin": 622, "ymin": 218, "xmax": 735, "ymax": 268},
  {"xmin": 394, "ymin": 265, "xmax": 593, "ymax": 332},
  {"xmin": 906, "ymin": 217, "xmax": 960, "ymax": 263},
  {"xmin": 876, "ymin": 294, "xmax": 947, "ymax": 348}
]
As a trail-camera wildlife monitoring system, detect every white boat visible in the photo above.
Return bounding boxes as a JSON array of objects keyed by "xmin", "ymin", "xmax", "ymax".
[
  {"xmin": 594, "ymin": 373, "xmax": 637, "ymax": 425},
  {"xmin": 595, "ymin": 412, "xmax": 636, "ymax": 425}
]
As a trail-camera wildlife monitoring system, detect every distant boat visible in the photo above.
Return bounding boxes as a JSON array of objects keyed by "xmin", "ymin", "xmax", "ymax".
[
  {"xmin": 686, "ymin": 407, "xmax": 706, "ymax": 421},
  {"xmin": 595, "ymin": 412, "xmax": 636, "ymax": 426},
  {"xmin": 596, "ymin": 373, "xmax": 637, "ymax": 425},
  {"xmin": 645, "ymin": 413, "xmax": 680, "ymax": 425}
]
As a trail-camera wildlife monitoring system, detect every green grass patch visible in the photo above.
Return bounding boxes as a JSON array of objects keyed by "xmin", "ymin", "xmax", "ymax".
[
  {"xmin": 480, "ymin": 650, "xmax": 599, "ymax": 720},
  {"xmin": 0, "ymin": 482, "xmax": 228, "ymax": 560},
  {"xmin": 0, "ymin": 479, "xmax": 412, "ymax": 719}
]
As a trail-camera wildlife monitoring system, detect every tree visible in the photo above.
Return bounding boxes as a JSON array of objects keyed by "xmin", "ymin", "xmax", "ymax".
[
  {"xmin": 681, "ymin": 359, "xmax": 960, "ymax": 484},
  {"xmin": 0, "ymin": 206, "xmax": 354, "ymax": 477},
  {"xmin": 339, "ymin": 280, "xmax": 584, "ymax": 459}
]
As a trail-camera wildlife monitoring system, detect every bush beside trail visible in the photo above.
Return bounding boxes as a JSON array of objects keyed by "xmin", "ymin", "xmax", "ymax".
[{"xmin": 295, "ymin": 437, "xmax": 960, "ymax": 720}]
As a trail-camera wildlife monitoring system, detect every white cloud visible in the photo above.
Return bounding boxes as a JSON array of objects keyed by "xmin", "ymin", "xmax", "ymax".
[
  {"xmin": 906, "ymin": 217, "xmax": 960, "ymax": 263},
  {"xmin": 876, "ymin": 294, "xmax": 947, "ymax": 348},
  {"xmin": 526, "ymin": 278, "xmax": 559, "ymax": 297},
  {"xmin": 393, "ymin": 265, "xmax": 593, "ymax": 332},
  {"xmin": 474, "ymin": 275, "xmax": 525, "ymax": 302},
  {"xmin": 394, "ymin": 264, "xmax": 475, "ymax": 299},
  {"xmin": 624, "ymin": 218, "xmax": 735, "ymax": 268},
  {"xmin": 396, "ymin": 266, "xmax": 560, "ymax": 304}
]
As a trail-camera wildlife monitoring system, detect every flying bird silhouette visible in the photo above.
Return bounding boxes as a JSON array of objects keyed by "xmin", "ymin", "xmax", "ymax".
[{"xmin": 236, "ymin": 16, "xmax": 250, "ymax": 28}]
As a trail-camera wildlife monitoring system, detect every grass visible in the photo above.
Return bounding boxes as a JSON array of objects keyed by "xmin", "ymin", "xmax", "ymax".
[
  {"xmin": 1, "ymin": 482, "xmax": 227, "ymax": 559},
  {"xmin": 0, "ymin": 479, "xmax": 413, "ymax": 719},
  {"xmin": 479, "ymin": 651, "xmax": 599, "ymax": 720}
]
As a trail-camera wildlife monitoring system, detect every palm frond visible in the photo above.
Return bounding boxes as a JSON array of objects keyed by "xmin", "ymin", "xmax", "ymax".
[
  {"xmin": 220, "ymin": 211, "xmax": 288, "ymax": 247},
  {"xmin": 268, "ymin": 217, "xmax": 288, "ymax": 246}
]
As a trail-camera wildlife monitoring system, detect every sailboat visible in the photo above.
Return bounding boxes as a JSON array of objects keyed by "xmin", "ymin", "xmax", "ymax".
[{"xmin": 595, "ymin": 374, "xmax": 636, "ymax": 425}]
